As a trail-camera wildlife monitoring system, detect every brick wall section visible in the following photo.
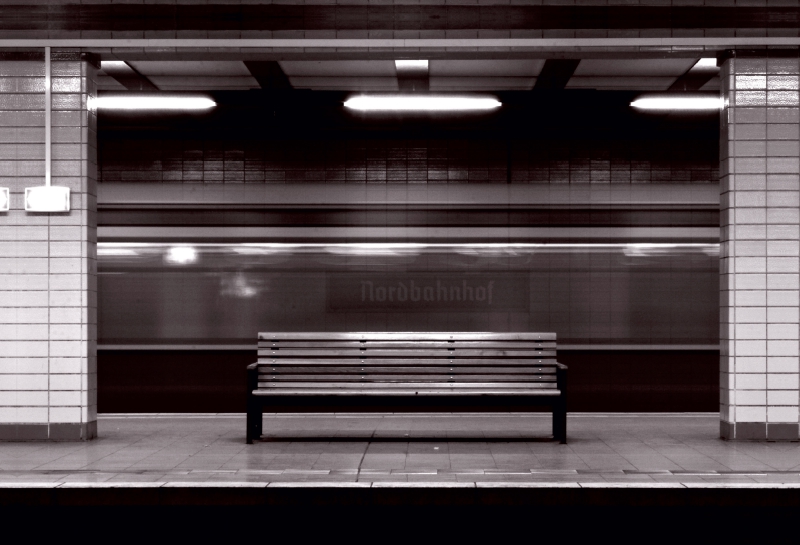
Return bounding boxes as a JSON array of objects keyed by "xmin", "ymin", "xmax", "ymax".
[
  {"xmin": 0, "ymin": 52, "xmax": 98, "ymax": 441},
  {"xmin": 720, "ymin": 54, "xmax": 800, "ymax": 441},
  {"xmin": 98, "ymin": 138, "xmax": 717, "ymax": 185}
]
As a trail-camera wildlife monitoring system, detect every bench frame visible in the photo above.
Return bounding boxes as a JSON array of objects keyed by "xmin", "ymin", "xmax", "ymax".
[{"xmin": 246, "ymin": 333, "xmax": 568, "ymax": 444}]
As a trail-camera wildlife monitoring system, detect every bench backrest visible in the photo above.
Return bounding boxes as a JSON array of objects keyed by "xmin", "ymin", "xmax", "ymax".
[{"xmin": 255, "ymin": 332, "xmax": 560, "ymax": 392}]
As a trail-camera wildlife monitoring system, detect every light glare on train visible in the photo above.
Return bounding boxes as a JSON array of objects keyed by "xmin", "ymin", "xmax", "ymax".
[
  {"xmin": 165, "ymin": 246, "xmax": 198, "ymax": 265},
  {"xmin": 98, "ymin": 242, "xmax": 720, "ymax": 258}
]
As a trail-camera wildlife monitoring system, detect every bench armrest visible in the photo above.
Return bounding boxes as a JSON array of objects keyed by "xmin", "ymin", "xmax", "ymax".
[
  {"xmin": 555, "ymin": 362, "xmax": 568, "ymax": 400},
  {"xmin": 247, "ymin": 363, "xmax": 259, "ymax": 396}
]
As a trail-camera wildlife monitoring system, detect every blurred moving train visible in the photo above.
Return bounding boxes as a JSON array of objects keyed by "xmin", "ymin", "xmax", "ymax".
[
  {"xmin": 97, "ymin": 242, "xmax": 720, "ymax": 413},
  {"xmin": 99, "ymin": 242, "xmax": 719, "ymax": 347}
]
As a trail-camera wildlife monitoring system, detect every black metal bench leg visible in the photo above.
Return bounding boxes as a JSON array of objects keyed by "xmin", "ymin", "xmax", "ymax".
[
  {"xmin": 246, "ymin": 397, "xmax": 262, "ymax": 444},
  {"xmin": 552, "ymin": 401, "xmax": 567, "ymax": 444},
  {"xmin": 552, "ymin": 406, "xmax": 560, "ymax": 442},
  {"xmin": 246, "ymin": 404, "xmax": 254, "ymax": 444},
  {"xmin": 555, "ymin": 364, "xmax": 568, "ymax": 443},
  {"xmin": 255, "ymin": 405, "xmax": 263, "ymax": 441},
  {"xmin": 246, "ymin": 365, "xmax": 261, "ymax": 444}
]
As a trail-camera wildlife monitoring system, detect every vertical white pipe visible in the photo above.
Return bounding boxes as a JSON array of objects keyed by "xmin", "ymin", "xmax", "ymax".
[{"xmin": 45, "ymin": 46, "xmax": 51, "ymax": 187}]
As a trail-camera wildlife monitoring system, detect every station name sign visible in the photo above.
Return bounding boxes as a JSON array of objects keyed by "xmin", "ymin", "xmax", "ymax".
[{"xmin": 327, "ymin": 274, "xmax": 529, "ymax": 312}]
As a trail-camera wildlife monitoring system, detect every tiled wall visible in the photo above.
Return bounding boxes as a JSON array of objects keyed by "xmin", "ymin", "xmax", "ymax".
[
  {"xmin": 720, "ymin": 54, "xmax": 800, "ymax": 441},
  {"xmin": 98, "ymin": 137, "xmax": 717, "ymax": 186},
  {"xmin": 0, "ymin": 52, "xmax": 98, "ymax": 441}
]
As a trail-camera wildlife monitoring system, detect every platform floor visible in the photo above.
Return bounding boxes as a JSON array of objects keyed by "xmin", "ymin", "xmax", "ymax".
[{"xmin": 1, "ymin": 413, "xmax": 800, "ymax": 487}]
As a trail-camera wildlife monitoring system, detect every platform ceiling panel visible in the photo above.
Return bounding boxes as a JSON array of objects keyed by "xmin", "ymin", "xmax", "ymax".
[
  {"xmin": 287, "ymin": 76, "xmax": 398, "ymax": 90},
  {"xmin": 128, "ymin": 61, "xmax": 253, "ymax": 76},
  {"xmin": 565, "ymin": 58, "xmax": 700, "ymax": 90},
  {"xmin": 93, "ymin": 56, "xmax": 723, "ymax": 92},
  {"xmin": 429, "ymin": 77, "xmax": 536, "ymax": 90},
  {"xmin": 574, "ymin": 58, "xmax": 697, "ymax": 77},
  {"xmin": 700, "ymin": 77, "xmax": 721, "ymax": 90},
  {"xmin": 429, "ymin": 59, "xmax": 545, "ymax": 77},
  {"xmin": 279, "ymin": 60, "xmax": 396, "ymax": 77},
  {"xmin": 128, "ymin": 60, "xmax": 259, "ymax": 90},
  {"xmin": 97, "ymin": 73, "xmax": 127, "ymax": 91},
  {"xmin": 566, "ymin": 77, "xmax": 677, "ymax": 90}
]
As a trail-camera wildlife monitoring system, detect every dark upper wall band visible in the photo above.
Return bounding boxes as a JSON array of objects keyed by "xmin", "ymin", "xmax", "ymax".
[{"xmin": 1, "ymin": 5, "xmax": 799, "ymax": 32}]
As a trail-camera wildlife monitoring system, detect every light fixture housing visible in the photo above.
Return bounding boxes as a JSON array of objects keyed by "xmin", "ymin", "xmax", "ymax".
[
  {"xmin": 93, "ymin": 95, "xmax": 217, "ymax": 111},
  {"xmin": 0, "ymin": 187, "xmax": 8, "ymax": 211},
  {"xmin": 100, "ymin": 60, "xmax": 128, "ymax": 70},
  {"xmin": 692, "ymin": 58, "xmax": 719, "ymax": 70},
  {"xmin": 344, "ymin": 95, "xmax": 501, "ymax": 112},
  {"xmin": 395, "ymin": 60, "xmax": 429, "ymax": 72},
  {"xmin": 630, "ymin": 95, "xmax": 722, "ymax": 111},
  {"xmin": 25, "ymin": 186, "xmax": 70, "ymax": 212}
]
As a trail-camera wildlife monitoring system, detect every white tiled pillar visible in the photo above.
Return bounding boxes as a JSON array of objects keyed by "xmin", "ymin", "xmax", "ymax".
[
  {"xmin": 0, "ymin": 51, "xmax": 97, "ymax": 440},
  {"xmin": 720, "ymin": 51, "xmax": 800, "ymax": 441}
]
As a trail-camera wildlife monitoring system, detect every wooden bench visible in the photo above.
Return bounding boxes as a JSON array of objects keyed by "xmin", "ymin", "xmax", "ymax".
[{"xmin": 246, "ymin": 332, "xmax": 567, "ymax": 443}]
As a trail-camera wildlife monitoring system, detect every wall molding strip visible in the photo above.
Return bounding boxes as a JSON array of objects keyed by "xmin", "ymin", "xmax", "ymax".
[
  {"xmin": 0, "ymin": 37, "xmax": 799, "ymax": 49},
  {"xmin": 96, "ymin": 344, "xmax": 721, "ymax": 351},
  {"xmin": 98, "ymin": 183, "xmax": 721, "ymax": 209},
  {"xmin": 97, "ymin": 226, "xmax": 720, "ymax": 242}
]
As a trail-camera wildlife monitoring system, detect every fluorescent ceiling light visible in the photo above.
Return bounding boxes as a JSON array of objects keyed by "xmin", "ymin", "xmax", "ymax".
[
  {"xmin": 630, "ymin": 96, "xmax": 722, "ymax": 110},
  {"xmin": 24, "ymin": 186, "xmax": 70, "ymax": 212},
  {"xmin": 93, "ymin": 96, "xmax": 216, "ymax": 111},
  {"xmin": 395, "ymin": 60, "xmax": 428, "ymax": 71},
  {"xmin": 0, "ymin": 188, "xmax": 8, "ymax": 211},
  {"xmin": 692, "ymin": 58, "xmax": 718, "ymax": 70},
  {"xmin": 344, "ymin": 95, "xmax": 501, "ymax": 112}
]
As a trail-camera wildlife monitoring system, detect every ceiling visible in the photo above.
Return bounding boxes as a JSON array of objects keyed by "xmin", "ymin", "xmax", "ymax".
[{"xmin": 98, "ymin": 58, "xmax": 720, "ymax": 92}]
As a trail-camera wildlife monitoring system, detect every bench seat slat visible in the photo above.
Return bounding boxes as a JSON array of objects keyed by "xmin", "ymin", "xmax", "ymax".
[
  {"xmin": 258, "ymin": 382, "xmax": 557, "ymax": 388},
  {"xmin": 253, "ymin": 389, "xmax": 561, "ymax": 396},
  {"xmin": 258, "ymin": 349, "xmax": 554, "ymax": 357},
  {"xmin": 259, "ymin": 341, "xmax": 556, "ymax": 349},
  {"xmin": 257, "ymin": 358, "xmax": 557, "ymax": 366},
  {"xmin": 259, "ymin": 367, "xmax": 557, "ymax": 374},
  {"xmin": 259, "ymin": 332, "xmax": 556, "ymax": 341},
  {"xmin": 259, "ymin": 376, "xmax": 556, "ymax": 383}
]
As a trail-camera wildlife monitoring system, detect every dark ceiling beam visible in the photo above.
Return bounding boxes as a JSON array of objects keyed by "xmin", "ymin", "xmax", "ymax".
[
  {"xmin": 668, "ymin": 64, "xmax": 718, "ymax": 91},
  {"xmin": 534, "ymin": 59, "xmax": 580, "ymax": 90},
  {"xmin": 101, "ymin": 61, "xmax": 158, "ymax": 91},
  {"xmin": 244, "ymin": 61, "xmax": 293, "ymax": 89}
]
